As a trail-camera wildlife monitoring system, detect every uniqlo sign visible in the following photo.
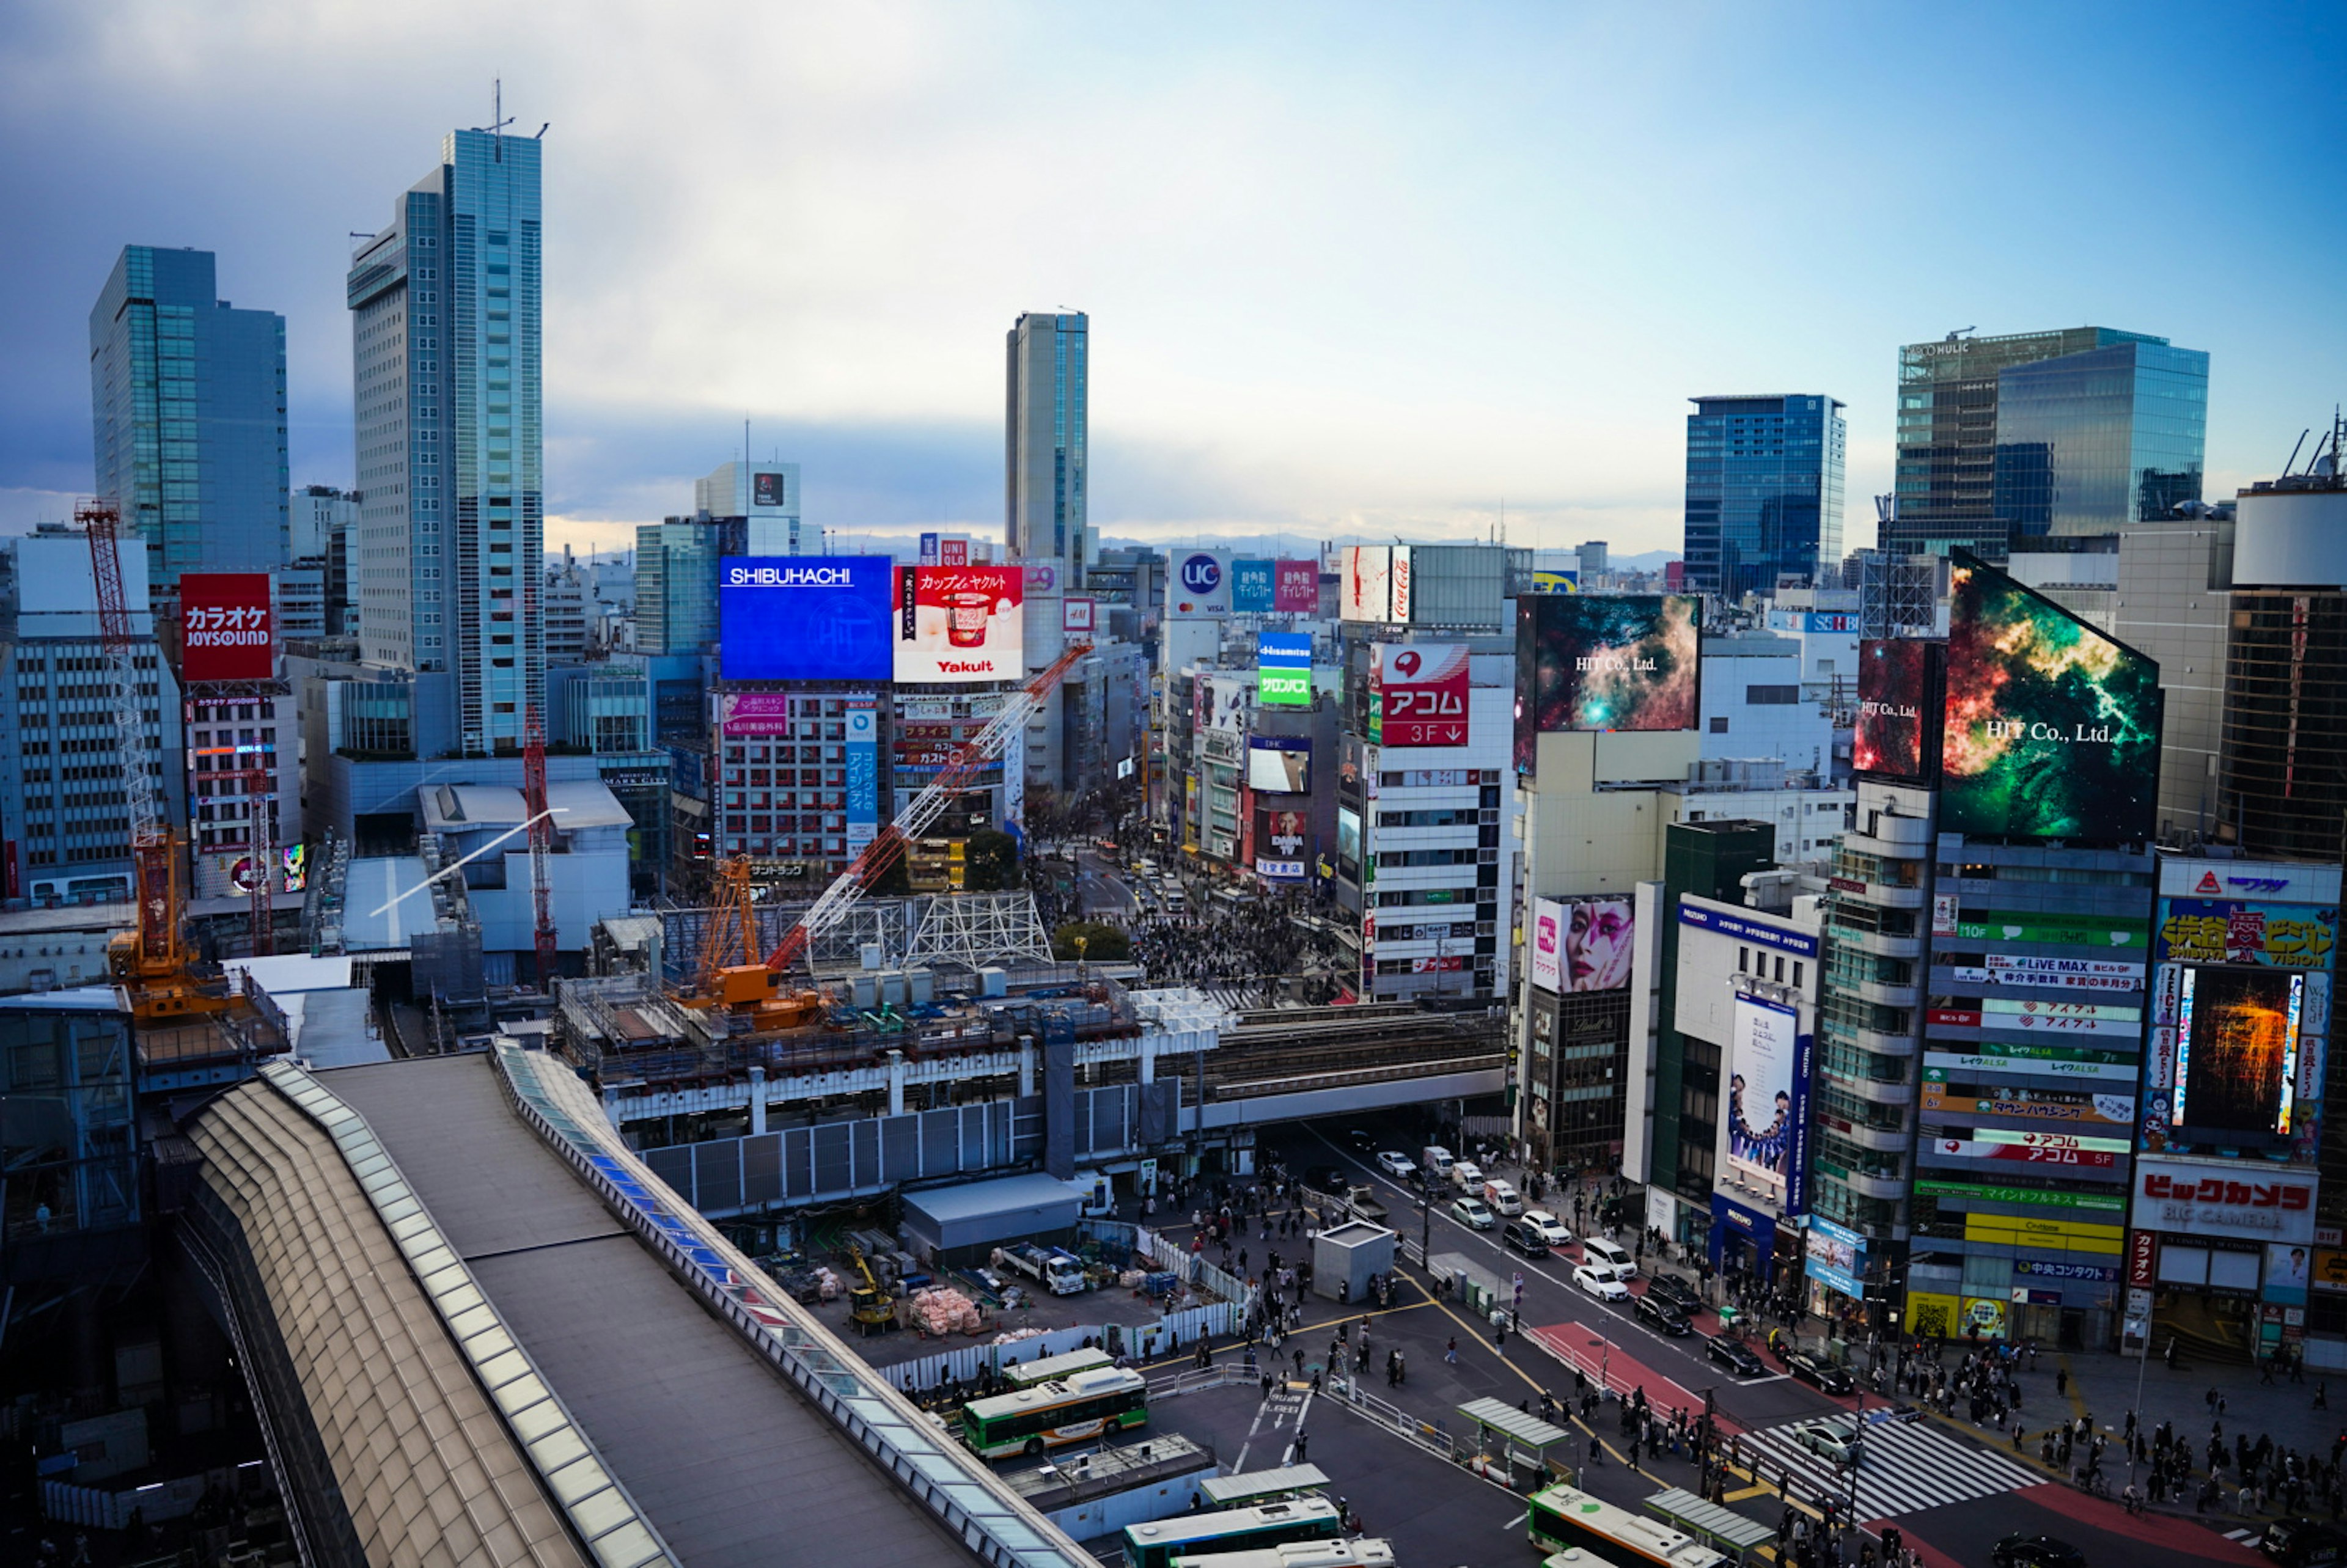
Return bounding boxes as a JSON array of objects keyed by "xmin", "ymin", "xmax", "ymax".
[
  {"xmin": 179, "ymin": 573, "xmax": 275, "ymax": 681},
  {"xmin": 2131, "ymin": 1157, "xmax": 2317, "ymax": 1244}
]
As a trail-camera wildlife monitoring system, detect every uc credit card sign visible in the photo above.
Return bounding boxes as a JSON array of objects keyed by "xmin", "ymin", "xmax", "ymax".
[{"xmin": 719, "ymin": 556, "xmax": 894, "ymax": 680}]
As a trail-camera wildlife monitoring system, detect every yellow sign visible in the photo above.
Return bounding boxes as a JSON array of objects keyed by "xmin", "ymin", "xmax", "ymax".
[
  {"xmin": 1905, "ymin": 1290, "xmax": 1961, "ymax": 1339},
  {"xmin": 2314, "ymin": 1250, "xmax": 2347, "ymax": 1294},
  {"xmin": 1964, "ymin": 1214, "xmax": 2125, "ymax": 1254}
]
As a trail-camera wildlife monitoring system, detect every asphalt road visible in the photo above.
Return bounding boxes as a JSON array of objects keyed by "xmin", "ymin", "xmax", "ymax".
[
  {"xmin": 1076, "ymin": 847, "xmax": 1142, "ymax": 918},
  {"xmin": 1254, "ymin": 1118, "xmax": 2267, "ymax": 1566}
]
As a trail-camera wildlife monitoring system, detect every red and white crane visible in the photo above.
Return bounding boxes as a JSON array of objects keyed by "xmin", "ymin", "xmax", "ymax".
[{"xmin": 760, "ymin": 642, "xmax": 1085, "ymax": 976}]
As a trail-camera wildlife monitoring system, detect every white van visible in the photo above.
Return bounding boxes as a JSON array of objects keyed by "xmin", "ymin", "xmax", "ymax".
[
  {"xmin": 1581, "ymin": 1236, "xmax": 1636, "ymax": 1281},
  {"xmin": 1421, "ymin": 1146, "xmax": 1455, "ymax": 1181},
  {"xmin": 1483, "ymin": 1178, "xmax": 1524, "ymax": 1217},
  {"xmin": 1450, "ymin": 1160, "xmax": 1485, "ymax": 1194}
]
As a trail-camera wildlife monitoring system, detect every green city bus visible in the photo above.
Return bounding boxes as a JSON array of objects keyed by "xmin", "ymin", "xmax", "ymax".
[
  {"xmin": 1526, "ymin": 1483, "xmax": 1727, "ymax": 1568},
  {"xmin": 1123, "ymin": 1498, "xmax": 1342, "ymax": 1568},
  {"xmin": 960, "ymin": 1366, "xmax": 1148, "ymax": 1459}
]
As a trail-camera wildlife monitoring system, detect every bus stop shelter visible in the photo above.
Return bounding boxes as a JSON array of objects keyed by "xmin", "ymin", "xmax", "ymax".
[
  {"xmin": 1644, "ymin": 1487, "xmax": 1776, "ymax": 1564},
  {"xmin": 1456, "ymin": 1398, "xmax": 1575, "ymax": 1489},
  {"xmin": 1197, "ymin": 1464, "xmax": 1329, "ymax": 1509}
]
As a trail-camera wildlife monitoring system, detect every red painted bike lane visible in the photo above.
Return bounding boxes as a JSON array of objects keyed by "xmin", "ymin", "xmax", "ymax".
[{"xmin": 1524, "ymin": 1319, "xmax": 1746, "ymax": 1435}]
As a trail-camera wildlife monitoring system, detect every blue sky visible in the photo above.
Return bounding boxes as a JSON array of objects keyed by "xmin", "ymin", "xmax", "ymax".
[{"xmin": 2, "ymin": 2, "xmax": 2340, "ymax": 560}]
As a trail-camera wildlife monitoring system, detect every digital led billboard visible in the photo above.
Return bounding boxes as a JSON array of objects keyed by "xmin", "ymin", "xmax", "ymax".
[
  {"xmin": 1512, "ymin": 593, "xmax": 1701, "ymax": 771},
  {"xmin": 1370, "ymin": 643, "xmax": 1469, "ymax": 747},
  {"xmin": 1255, "ymin": 807, "xmax": 1307, "ymax": 879},
  {"xmin": 719, "ymin": 556, "xmax": 894, "ymax": 680},
  {"xmin": 1939, "ymin": 550, "xmax": 2163, "ymax": 844},
  {"xmin": 2172, "ymin": 966, "xmax": 2304, "ymax": 1142},
  {"xmin": 894, "ymin": 566, "xmax": 1024, "ymax": 683},
  {"xmin": 1854, "ymin": 637, "xmax": 1941, "ymax": 782},
  {"xmin": 179, "ymin": 572, "xmax": 276, "ymax": 681},
  {"xmin": 1247, "ymin": 737, "xmax": 1312, "ymax": 794}
]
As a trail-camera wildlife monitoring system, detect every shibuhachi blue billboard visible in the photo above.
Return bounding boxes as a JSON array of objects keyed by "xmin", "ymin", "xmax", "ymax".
[{"xmin": 719, "ymin": 555, "xmax": 894, "ymax": 680}]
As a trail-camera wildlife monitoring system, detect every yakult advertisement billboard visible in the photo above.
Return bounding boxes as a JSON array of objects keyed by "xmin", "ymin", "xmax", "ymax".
[
  {"xmin": 179, "ymin": 573, "xmax": 275, "ymax": 681},
  {"xmin": 895, "ymin": 566, "xmax": 1024, "ymax": 683}
]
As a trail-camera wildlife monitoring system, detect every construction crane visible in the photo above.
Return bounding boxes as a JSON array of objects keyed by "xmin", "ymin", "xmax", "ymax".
[
  {"xmin": 79, "ymin": 499, "xmax": 227, "ymax": 1020},
  {"xmin": 844, "ymin": 1244, "xmax": 897, "ymax": 1336},
  {"xmin": 523, "ymin": 703, "xmax": 557, "ymax": 987},
  {"xmin": 760, "ymin": 642, "xmax": 1087, "ymax": 979}
]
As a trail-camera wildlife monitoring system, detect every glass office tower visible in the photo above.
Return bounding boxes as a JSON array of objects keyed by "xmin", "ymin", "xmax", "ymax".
[
  {"xmin": 1682, "ymin": 394, "xmax": 1846, "ymax": 598},
  {"xmin": 1889, "ymin": 327, "xmax": 2206, "ymax": 561},
  {"xmin": 1005, "ymin": 311, "xmax": 1089, "ymax": 577},
  {"xmin": 89, "ymin": 246, "xmax": 288, "ymax": 593},
  {"xmin": 348, "ymin": 127, "xmax": 543, "ymax": 756}
]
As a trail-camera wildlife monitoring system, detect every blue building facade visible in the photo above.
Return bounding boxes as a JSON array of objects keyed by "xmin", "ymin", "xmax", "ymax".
[
  {"xmin": 348, "ymin": 127, "xmax": 543, "ymax": 757},
  {"xmin": 89, "ymin": 246, "xmax": 288, "ymax": 592},
  {"xmin": 1682, "ymin": 394, "xmax": 1846, "ymax": 599},
  {"xmin": 1890, "ymin": 326, "xmax": 2206, "ymax": 560}
]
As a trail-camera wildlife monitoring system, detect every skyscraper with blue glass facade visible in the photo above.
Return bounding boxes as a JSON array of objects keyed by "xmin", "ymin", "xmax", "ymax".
[
  {"xmin": 89, "ymin": 246, "xmax": 288, "ymax": 594},
  {"xmin": 1005, "ymin": 311, "xmax": 1088, "ymax": 579},
  {"xmin": 348, "ymin": 127, "xmax": 543, "ymax": 757},
  {"xmin": 1681, "ymin": 394, "xmax": 1846, "ymax": 598},
  {"xmin": 1889, "ymin": 326, "xmax": 2206, "ymax": 561}
]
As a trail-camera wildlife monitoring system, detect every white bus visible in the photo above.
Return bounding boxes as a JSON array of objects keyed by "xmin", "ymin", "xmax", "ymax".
[
  {"xmin": 1526, "ymin": 1482, "xmax": 1727, "ymax": 1568},
  {"xmin": 1002, "ymin": 1347, "xmax": 1114, "ymax": 1390}
]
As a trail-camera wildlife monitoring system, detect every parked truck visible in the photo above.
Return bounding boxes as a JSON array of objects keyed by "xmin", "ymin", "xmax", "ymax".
[{"xmin": 1001, "ymin": 1243, "xmax": 1089, "ymax": 1296}]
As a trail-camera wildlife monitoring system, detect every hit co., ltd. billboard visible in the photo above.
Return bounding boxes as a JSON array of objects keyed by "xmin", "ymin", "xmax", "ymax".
[
  {"xmin": 1512, "ymin": 593, "xmax": 1702, "ymax": 772},
  {"xmin": 1939, "ymin": 549, "xmax": 2163, "ymax": 844},
  {"xmin": 1854, "ymin": 637, "xmax": 1942, "ymax": 782}
]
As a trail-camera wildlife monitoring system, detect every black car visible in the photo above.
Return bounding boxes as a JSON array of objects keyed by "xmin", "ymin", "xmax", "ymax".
[
  {"xmin": 1706, "ymin": 1336, "xmax": 1766, "ymax": 1376},
  {"xmin": 1991, "ymin": 1534, "xmax": 2085, "ymax": 1568},
  {"xmin": 1503, "ymin": 1220, "xmax": 1553, "ymax": 1259},
  {"xmin": 1647, "ymin": 1273, "xmax": 1703, "ymax": 1315},
  {"xmin": 1344, "ymin": 1127, "xmax": 1378, "ymax": 1152},
  {"xmin": 2264, "ymin": 1517, "xmax": 2347, "ymax": 1567},
  {"xmin": 1785, "ymin": 1350, "xmax": 1856, "ymax": 1394},
  {"xmin": 1634, "ymin": 1294, "xmax": 1692, "ymax": 1336}
]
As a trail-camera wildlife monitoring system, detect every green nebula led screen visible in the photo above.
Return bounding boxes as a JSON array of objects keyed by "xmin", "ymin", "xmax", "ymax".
[
  {"xmin": 1939, "ymin": 549, "xmax": 2163, "ymax": 844},
  {"xmin": 1512, "ymin": 593, "xmax": 1701, "ymax": 772}
]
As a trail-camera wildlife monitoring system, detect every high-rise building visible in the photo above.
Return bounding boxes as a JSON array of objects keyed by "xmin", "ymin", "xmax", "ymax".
[
  {"xmin": 347, "ymin": 126, "xmax": 543, "ymax": 755},
  {"xmin": 1682, "ymin": 395, "xmax": 1846, "ymax": 598},
  {"xmin": 1005, "ymin": 311, "xmax": 1088, "ymax": 577},
  {"xmin": 1889, "ymin": 327, "xmax": 2206, "ymax": 561},
  {"xmin": 634, "ymin": 521, "xmax": 725, "ymax": 656},
  {"xmin": 89, "ymin": 246, "xmax": 288, "ymax": 595},
  {"xmin": 0, "ymin": 532, "xmax": 182, "ymax": 904},
  {"xmin": 696, "ymin": 459, "xmax": 799, "ymax": 555},
  {"xmin": 2220, "ymin": 452, "xmax": 2347, "ymax": 860}
]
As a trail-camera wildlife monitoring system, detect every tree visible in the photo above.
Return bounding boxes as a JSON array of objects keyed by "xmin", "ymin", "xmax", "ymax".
[
  {"xmin": 1052, "ymin": 921, "xmax": 1131, "ymax": 962},
  {"xmin": 962, "ymin": 828, "xmax": 1022, "ymax": 892}
]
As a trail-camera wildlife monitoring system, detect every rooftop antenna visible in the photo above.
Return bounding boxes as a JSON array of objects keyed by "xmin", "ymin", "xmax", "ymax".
[
  {"xmin": 483, "ymin": 78, "xmax": 515, "ymax": 162},
  {"xmin": 1945, "ymin": 326, "xmax": 1975, "ymax": 342}
]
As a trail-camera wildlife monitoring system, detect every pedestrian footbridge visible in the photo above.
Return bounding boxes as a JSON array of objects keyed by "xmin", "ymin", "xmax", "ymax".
[{"xmin": 178, "ymin": 1044, "xmax": 1095, "ymax": 1567}]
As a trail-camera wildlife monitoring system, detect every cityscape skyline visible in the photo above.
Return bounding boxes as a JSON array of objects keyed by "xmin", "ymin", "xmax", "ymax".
[{"xmin": 1, "ymin": 5, "xmax": 2340, "ymax": 560}]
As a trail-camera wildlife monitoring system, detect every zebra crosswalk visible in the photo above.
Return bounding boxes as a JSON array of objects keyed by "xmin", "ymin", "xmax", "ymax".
[{"xmin": 1734, "ymin": 1413, "xmax": 2044, "ymax": 1522}]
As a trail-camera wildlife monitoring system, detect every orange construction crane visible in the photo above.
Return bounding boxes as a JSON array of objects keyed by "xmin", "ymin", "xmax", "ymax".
[
  {"xmin": 523, "ymin": 703, "xmax": 557, "ymax": 987},
  {"xmin": 671, "ymin": 854, "xmax": 823, "ymax": 1027},
  {"xmin": 79, "ymin": 499, "xmax": 231, "ymax": 1020}
]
